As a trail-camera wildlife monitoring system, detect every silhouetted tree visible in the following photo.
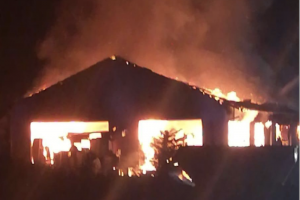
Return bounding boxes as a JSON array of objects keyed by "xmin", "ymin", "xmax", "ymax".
[{"xmin": 150, "ymin": 129, "xmax": 187, "ymax": 172}]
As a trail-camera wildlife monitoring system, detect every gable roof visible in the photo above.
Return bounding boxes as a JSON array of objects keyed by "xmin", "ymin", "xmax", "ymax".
[
  {"xmin": 12, "ymin": 56, "xmax": 298, "ymax": 124},
  {"xmin": 16, "ymin": 56, "xmax": 226, "ymax": 122}
]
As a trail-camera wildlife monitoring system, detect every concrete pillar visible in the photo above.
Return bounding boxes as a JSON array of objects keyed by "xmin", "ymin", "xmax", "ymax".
[{"xmin": 250, "ymin": 122, "xmax": 255, "ymax": 146}]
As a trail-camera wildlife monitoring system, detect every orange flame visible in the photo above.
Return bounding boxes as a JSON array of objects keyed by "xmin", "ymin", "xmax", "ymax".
[
  {"xmin": 89, "ymin": 133, "xmax": 102, "ymax": 140},
  {"xmin": 228, "ymin": 121, "xmax": 250, "ymax": 147},
  {"xmin": 211, "ymin": 88, "xmax": 261, "ymax": 147},
  {"xmin": 30, "ymin": 121, "xmax": 109, "ymax": 164},
  {"xmin": 254, "ymin": 122, "xmax": 265, "ymax": 147},
  {"xmin": 138, "ymin": 88, "xmax": 265, "ymax": 171},
  {"xmin": 276, "ymin": 123, "xmax": 282, "ymax": 139},
  {"xmin": 265, "ymin": 121, "xmax": 272, "ymax": 129},
  {"xmin": 210, "ymin": 88, "xmax": 240, "ymax": 102},
  {"xmin": 138, "ymin": 119, "xmax": 203, "ymax": 172}
]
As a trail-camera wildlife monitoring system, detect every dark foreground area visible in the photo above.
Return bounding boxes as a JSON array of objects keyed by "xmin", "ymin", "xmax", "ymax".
[{"xmin": 0, "ymin": 147, "xmax": 298, "ymax": 200}]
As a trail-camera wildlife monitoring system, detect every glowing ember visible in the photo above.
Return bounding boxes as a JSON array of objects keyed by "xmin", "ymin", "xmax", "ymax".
[
  {"xmin": 180, "ymin": 170, "xmax": 193, "ymax": 182},
  {"xmin": 170, "ymin": 169, "xmax": 195, "ymax": 187},
  {"xmin": 30, "ymin": 121, "xmax": 109, "ymax": 164},
  {"xmin": 138, "ymin": 119, "xmax": 203, "ymax": 171}
]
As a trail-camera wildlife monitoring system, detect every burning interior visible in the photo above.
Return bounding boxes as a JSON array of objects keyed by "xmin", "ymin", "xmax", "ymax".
[
  {"xmin": 29, "ymin": 116, "xmax": 299, "ymax": 175},
  {"xmin": 9, "ymin": 56, "xmax": 299, "ymax": 177},
  {"xmin": 138, "ymin": 119, "xmax": 203, "ymax": 172},
  {"xmin": 30, "ymin": 121, "xmax": 109, "ymax": 165}
]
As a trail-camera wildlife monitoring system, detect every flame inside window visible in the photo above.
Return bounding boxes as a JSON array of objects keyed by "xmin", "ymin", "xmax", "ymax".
[
  {"xmin": 138, "ymin": 119, "xmax": 203, "ymax": 172},
  {"xmin": 254, "ymin": 123, "xmax": 265, "ymax": 147},
  {"xmin": 275, "ymin": 123, "xmax": 282, "ymax": 140},
  {"xmin": 228, "ymin": 121, "xmax": 265, "ymax": 147},
  {"xmin": 30, "ymin": 121, "xmax": 109, "ymax": 164},
  {"xmin": 228, "ymin": 121, "xmax": 250, "ymax": 147}
]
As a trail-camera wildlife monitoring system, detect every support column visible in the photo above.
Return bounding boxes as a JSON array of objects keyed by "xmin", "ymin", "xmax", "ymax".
[
  {"xmin": 222, "ymin": 119, "xmax": 229, "ymax": 146},
  {"xmin": 202, "ymin": 120, "xmax": 213, "ymax": 146},
  {"xmin": 288, "ymin": 123, "xmax": 298, "ymax": 146},
  {"xmin": 126, "ymin": 120, "xmax": 139, "ymax": 167},
  {"xmin": 264, "ymin": 127, "xmax": 270, "ymax": 146},
  {"xmin": 250, "ymin": 122, "xmax": 255, "ymax": 146},
  {"xmin": 271, "ymin": 122, "xmax": 277, "ymax": 146}
]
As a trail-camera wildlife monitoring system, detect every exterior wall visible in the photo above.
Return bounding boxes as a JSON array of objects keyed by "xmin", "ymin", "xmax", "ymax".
[
  {"xmin": 202, "ymin": 105, "xmax": 229, "ymax": 146},
  {"xmin": 9, "ymin": 93, "xmax": 229, "ymax": 164},
  {"xmin": 10, "ymin": 103, "xmax": 32, "ymax": 164},
  {"xmin": 10, "ymin": 110, "xmax": 229, "ymax": 165}
]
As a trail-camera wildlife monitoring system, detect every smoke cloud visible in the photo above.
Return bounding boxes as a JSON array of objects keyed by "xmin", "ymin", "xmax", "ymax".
[{"xmin": 32, "ymin": 0, "xmax": 275, "ymax": 102}]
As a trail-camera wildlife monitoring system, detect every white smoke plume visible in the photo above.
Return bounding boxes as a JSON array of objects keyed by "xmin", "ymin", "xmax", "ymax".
[{"xmin": 31, "ymin": 0, "xmax": 275, "ymax": 102}]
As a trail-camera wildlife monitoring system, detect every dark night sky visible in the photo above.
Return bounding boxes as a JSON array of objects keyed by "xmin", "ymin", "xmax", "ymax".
[{"xmin": 0, "ymin": 0, "xmax": 299, "ymax": 115}]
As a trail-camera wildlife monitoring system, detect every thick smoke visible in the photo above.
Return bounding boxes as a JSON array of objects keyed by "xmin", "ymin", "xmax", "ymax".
[{"xmin": 32, "ymin": 0, "xmax": 275, "ymax": 102}]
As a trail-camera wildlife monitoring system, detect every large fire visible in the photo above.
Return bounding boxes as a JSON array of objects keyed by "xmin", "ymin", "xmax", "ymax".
[
  {"xmin": 228, "ymin": 121, "xmax": 250, "ymax": 147},
  {"xmin": 210, "ymin": 88, "xmax": 266, "ymax": 147},
  {"xmin": 276, "ymin": 124, "xmax": 282, "ymax": 139},
  {"xmin": 137, "ymin": 89, "xmax": 270, "ymax": 172},
  {"xmin": 30, "ymin": 121, "xmax": 109, "ymax": 164},
  {"xmin": 29, "ymin": 88, "xmax": 296, "ymax": 175},
  {"xmin": 138, "ymin": 119, "xmax": 203, "ymax": 171},
  {"xmin": 254, "ymin": 123, "xmax": 265, "ymax": 147}
]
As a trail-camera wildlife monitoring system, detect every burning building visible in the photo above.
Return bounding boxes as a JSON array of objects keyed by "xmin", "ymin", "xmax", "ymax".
[
  {"xmin": 223, "ymin": 100, "xmax": 299, "ymax": 147},
  {"xmin": 9, "ymin": 56, "xmax": 229, "ymax": 168},
  {"xmin": 8, "ymin": 56, "xmax": 299, "ymax": 173}
]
